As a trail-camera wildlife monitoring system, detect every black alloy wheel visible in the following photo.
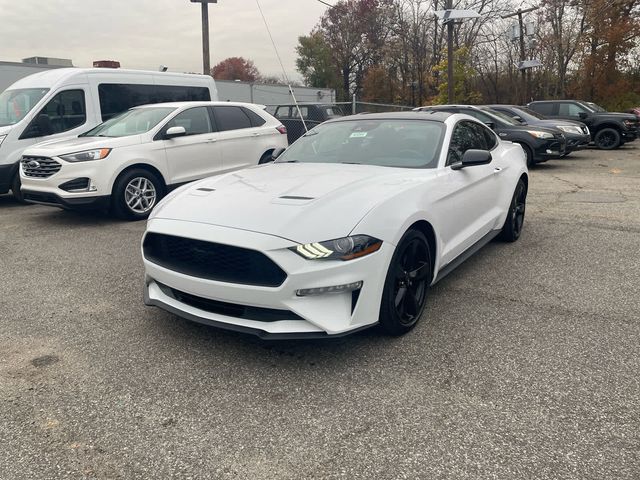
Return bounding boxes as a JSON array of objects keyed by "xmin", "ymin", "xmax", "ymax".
[
  {"xmin": 594, "ymin": 128, "xmax": 621, "ymax": 150},
  {"xmin": 379, "ymin": 229, "xmax": 431, "ymax": 336},
  {"xmin": 499, "ymin": 179, "xmax": 527, "ymax": 242}
]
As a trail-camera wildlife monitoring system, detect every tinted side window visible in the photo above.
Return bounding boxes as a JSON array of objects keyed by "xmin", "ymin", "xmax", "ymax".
[
  {"xmin": 165, "ymin": 107, "xmax": 212, "ymax": 136},
  {"xmin": 558, "ymin": 102, "xmax": 587, "ymax": 116},
  {"xmin": 530, "ymin": 102, "xmax": 555, "ymax": 115},
  {"xmin": 214, "ymin": 106, "xmax": 252, "ymax": 131},
  {"xmin": 98, "ymin": 84, "xmax": 210, "ymax": 121},
  {"xmin": 242, "ymin": 107, "xmax": 266, "ymax": 127},
  {"xmin": 447, "ymin": 121, "xmax": 487, "ymax": 166},
  {"xmin": 22, "ymin": 89, "xmax": 86, "ymax": 138},
  {"xmin": 480, "ymin": 124, "xmax": 498, "ymax": 149}
]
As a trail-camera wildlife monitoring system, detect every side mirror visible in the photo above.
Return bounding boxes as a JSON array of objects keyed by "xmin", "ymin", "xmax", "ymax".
[
  {"xmin": 451, "ymin": 149, "xmax": 492, "ymax": 170},
  {"xmin": 578, "ymin": 112, "xmax": 588, "ymax": 119},
  {"xmin": 484, "ymin": 121, "xmax": 496, "ymax": 130},
  {"xmin": 165, "ymin": 126, "xmax": 187, "ymax": 139},
  {"xmin": 271, "ymin": 147, "xmax": 286, "ymax": 161}
]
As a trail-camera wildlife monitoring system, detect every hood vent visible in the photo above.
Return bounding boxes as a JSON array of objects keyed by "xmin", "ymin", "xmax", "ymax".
[{"xmin": 278, "ymin": 195, "xmax": 315, "ymax": 200}]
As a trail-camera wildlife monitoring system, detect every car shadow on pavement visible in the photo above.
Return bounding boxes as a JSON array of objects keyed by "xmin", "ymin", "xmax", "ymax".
[{"xmin": 0, "ymin": 193, "xmax": 33, "ymax": 209}]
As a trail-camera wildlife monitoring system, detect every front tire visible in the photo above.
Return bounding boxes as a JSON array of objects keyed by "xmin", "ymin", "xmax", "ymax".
[
  {"xmin": 379, "ymin": 229, "xmax": 432, "ymax": 336},
  {"xmin": 594, "ymin": 128, "xmax": 621, "ymax": 150},
  {"xmin": 499, "ymin": 179, "xmax": 527, "ymax": 242},
  {"xmin": 11, "ymin": 172, "xmax": 25, "ymax": 203},
  {"xmin": 111, "ymin": 169, "xmax": 164, "ymax": 220}
]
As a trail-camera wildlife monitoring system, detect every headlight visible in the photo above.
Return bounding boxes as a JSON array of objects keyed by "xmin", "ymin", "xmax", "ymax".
[
  {"xmin": 556, "ymin": 125, "xmax": 582, "ymax": 134},
  {"xmin": 0, "ymin": 134, "xmax": 6, "ymax": 147},
  {"xmin": 59, "ymin": 148, "xmax": 111, "ymax": 162},
  {"xmin": 623, "ymin": 119, "xmax": 634, "ymax": 127},
  {"xmin": 526, "ymin": 130, "xmax": 554, "ymax": 139},
  {"xmin": 291, "ymin": 235, "xmax": 382, "ymax": 261}
]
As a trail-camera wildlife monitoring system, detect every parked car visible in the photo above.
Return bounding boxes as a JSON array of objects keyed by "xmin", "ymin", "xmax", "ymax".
[
  {"xmin": 527, "ymin": 100, "xmax": 638, "ymax": 150},
  {"xmin": 19, "ymin": 101, "xmax": 287, "ymax": 220},
  {"xmin": 141, "ymin": 111, "xmax": 528, "ymax": 338},
  {"xmin": 268, "ymin": 103, "xmax": 346, "ymax": 144},
  {"xmin": 0, "ymin": 68, "xmax": 218, "ymax": 202},
  {"xmin": 487, "ymin": 104, "xmax": 590, "ymax": 154},
  {"xmin": 415, "ymin": 105, "xmax": 566, "ymax": 166}
]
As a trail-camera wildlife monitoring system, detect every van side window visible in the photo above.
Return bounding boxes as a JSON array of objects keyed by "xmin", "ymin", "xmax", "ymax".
[
  {"xmin": 98, "ymin": 84, "xmax": 210, "ymax": 121},
  {"xmin": 21, "ymin": 89, "xmax": 86, "ymax": 139},
  {"xmin": 213, "ymin": 106, "xmax": 253, "ymax": 131}
]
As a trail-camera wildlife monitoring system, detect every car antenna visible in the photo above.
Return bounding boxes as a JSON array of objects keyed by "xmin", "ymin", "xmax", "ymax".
[{"xmin": 255, "ymin": 0, "xmax": 308, "ymax": 133}]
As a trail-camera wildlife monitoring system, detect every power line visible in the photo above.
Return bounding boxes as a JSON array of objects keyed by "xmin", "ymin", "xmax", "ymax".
[{"xmin": 316, "ymin": 0, "xmax": 334, "ymax": 6}]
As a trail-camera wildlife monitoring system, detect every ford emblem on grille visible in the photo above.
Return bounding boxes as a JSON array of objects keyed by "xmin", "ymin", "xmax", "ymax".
[{"xmin": 27, "ymin": 160, "xmax": 41, "ymax": 169}]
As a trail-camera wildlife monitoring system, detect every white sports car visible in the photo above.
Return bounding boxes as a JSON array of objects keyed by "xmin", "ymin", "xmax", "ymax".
[{"xmin": 142, "ymin": 112, "xmax": 528, "ymax": 338}]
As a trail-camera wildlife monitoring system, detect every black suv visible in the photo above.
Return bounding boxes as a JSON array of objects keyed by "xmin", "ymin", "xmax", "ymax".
[
  {"xmin": 416, "ymin": 105, "xmax": 566, "ymax": 166},
  {"xmin": 527, "ymin": 100, "xmax": 638, "ymax": 150},
  {"xmin": 487, "ymin": 104, "xmax": 591, "ymax": 154},
  {"xmin": 267, "ymin": 104, "xmax": 346, "ymax": 144}
]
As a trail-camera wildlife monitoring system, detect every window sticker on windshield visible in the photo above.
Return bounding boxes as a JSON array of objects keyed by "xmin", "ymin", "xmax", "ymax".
[{"xmin": 350, "ymin": 132, "xmax": 368, "ymax": 138}]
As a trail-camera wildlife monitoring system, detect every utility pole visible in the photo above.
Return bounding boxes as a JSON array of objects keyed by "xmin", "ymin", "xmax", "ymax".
[
  {"xmin": 191, "ymin": 0, "xmax": 218, "ymax": 76},
  {"xmin": 446, "ymin": 0, "xmax": 454, "ymax": 103},
  {"xmin": 502, "ymin": 6, "xmax": 538, "ymax": 104}
]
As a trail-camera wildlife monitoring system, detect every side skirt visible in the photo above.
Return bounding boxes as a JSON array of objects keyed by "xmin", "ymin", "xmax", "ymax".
[{"xmin": 433, "ymin": 229, "xmax": 501, "ymax": 284}]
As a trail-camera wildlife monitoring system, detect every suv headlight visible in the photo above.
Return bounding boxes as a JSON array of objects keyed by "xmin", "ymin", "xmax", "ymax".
[
  {"xmin": 526, "ymin": 130, "xmax": 554, "ymax": 139},
  {"xmin": 291, "ymin": 235, "xmax": 382, "ymax": 261},
  {"xmin": 0, "ymin": 134, "xmax": 6, "ymax": 147},
  {"xmin": 59, "ymin": 148, "xmax": 111, "ymax": 162},
  {"xmin": 556, "ymin": 125, "xmax": 582, "ymax": 134}
]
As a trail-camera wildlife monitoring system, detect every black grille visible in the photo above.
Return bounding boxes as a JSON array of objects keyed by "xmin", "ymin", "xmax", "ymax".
[
  {"xmin": 59, "ymin": 177, "xmax": 89, "ymax": 192},
  {"xmin": 158, "ymin": 283, "xmax": 302, "ymax": 322},
  {"xmin": 143, "ymin": 233, "xmax": 287, "ymax": 287},
  {"xmin": 21, "ymin": 156, "xmax": 61, "ymax": 178}
]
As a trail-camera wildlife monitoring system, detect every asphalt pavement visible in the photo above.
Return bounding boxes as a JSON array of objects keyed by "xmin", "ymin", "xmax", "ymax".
[{"xmin": 1, "ymin": 147, "xmax": 639, "ymax": 479}]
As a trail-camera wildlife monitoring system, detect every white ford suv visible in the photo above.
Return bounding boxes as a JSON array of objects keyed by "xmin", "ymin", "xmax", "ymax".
[{"xmin": 19, "ymin": 101, "xmax": 288, "ymax": 219}]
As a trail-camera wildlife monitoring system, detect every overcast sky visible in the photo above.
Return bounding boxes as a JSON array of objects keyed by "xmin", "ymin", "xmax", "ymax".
[{"xmin": 0, "ymin": 0, "xmax": 328, "ymax": 79}]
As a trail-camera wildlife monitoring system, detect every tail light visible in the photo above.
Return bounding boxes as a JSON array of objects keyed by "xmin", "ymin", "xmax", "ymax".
[{"xmin": 276, "ymin": 125, "xmax": 287, "ymax": 134}]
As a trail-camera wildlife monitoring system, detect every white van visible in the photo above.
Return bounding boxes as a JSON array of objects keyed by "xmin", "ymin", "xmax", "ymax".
[{"xmin": 0, "ymin": 68, "xmax": 218, "ymax": 200}]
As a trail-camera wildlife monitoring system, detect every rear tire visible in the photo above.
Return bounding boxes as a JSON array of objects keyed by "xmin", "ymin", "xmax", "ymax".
[
  {"xmin": 594, "ymin": 128, "xmax": 621, "ymax": 150},
  {"xmin": 111, "ymin": 168, "xmax": 164, "ymax": 221},
  {"xmin": 499, "ymin": 179, "xmax": 527, "ymax": 242},
  {"xmin": 379, "ymin": 229, "xmax": 432, "ymax": 336},
  {"xmin": 11, "ymin": 172, "xmax": 25, "ymax": 203}
]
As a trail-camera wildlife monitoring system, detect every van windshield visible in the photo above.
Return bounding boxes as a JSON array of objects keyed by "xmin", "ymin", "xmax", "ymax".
[
  {"xmin": 0, "ymin": 88, "xmax": 49, "ymax": 126},
  {"xmin": 81, "ymin": 107, "xmax": 176, "ymax": 137}
]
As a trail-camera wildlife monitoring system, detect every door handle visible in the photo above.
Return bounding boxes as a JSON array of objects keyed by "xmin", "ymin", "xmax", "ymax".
[
  {"xmin": 494, "ymin": 167, "xmax": 502, "ymax": 173},
  {"xmin": 206, "ymin": 138, "xmax": 217, "ymax": 143},
  {"xmin": 252, "ymin": 132, "xmax": 260, "ymax": 137}
]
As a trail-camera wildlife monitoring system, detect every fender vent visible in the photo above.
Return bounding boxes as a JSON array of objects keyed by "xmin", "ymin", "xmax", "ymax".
[{"xmin": 278, "ymin": 195, "xmax": 315, "ymax": 200}]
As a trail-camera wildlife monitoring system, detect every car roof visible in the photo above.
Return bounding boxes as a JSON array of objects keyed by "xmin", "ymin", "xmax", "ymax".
[
  {"xmin": 325, "ymin": 111, "xmax": 453, "ymax": 123},
  {"xmin": 134, "ymin": 101, "xmax": 262, "ymax": 109}
]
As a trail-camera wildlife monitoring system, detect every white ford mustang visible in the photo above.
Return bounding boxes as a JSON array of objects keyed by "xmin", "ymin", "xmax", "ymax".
[{"xmin": 142, "ymin": 111, "xmax": 528, "ymax": 339}]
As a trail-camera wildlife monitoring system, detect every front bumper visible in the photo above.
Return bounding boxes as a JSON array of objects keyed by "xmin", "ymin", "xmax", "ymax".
[
  {"xmin": 142, "ymin": 219, "xmax": 394, "ymax": 338},
  {"xmin": 20, "ymin": 156, "xmax": 114, "ymax": 210},
  {"xmin": 0, "ymin": 161, "xmax": 18, "ymax": 194},
  {"xmin": 532, "ymin": 135, "xmax": 567, "ymax": 161},
  {"xmin": 622, "ymin": 129, "xmax": 638, "ymax": 142},
  {"xmin": 564, "ymin": 133, "xmax": 591, "ymax": 152},
  {"xmin": 22, "ymin": 190, "xmax": 110, "ymax": 210}
]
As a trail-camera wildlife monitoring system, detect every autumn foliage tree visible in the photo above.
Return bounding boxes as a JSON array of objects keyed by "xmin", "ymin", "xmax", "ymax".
[{"xmin": 211, "ymin": 57, "xmax": 261, "ymax": 82}]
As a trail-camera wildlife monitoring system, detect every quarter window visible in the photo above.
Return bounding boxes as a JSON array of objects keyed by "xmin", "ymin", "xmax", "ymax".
[
  {"xmin": 165, "ymin": 107, "xmax": 213, "ymax": 136},
  {"xmin": 214, "ymin": 106, "xmax": 253, "ymax": 131}
]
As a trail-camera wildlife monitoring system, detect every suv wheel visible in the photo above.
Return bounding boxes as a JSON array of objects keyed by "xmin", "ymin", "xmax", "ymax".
[
  {"xmin": 594, "ymin": 128, "xmax": 621, "ymax": 150},
  {"xmin": 111, "ymin": 169, "xmax": 164, "ymax": 220}
]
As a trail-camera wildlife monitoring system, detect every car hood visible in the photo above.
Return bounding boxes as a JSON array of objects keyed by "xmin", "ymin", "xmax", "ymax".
[
  {"xmin": 530, "ymin": 119, "xmax": 587, "ymax": 129},
  {"xmin": 596, "ymin": 112, "xmax": 637, "ymax": 122},
  {"xmin": 24, "ymin": 135, "xmax": 143, "ymax": 157},
  {"xmin": 152, "ymin": 162, "xmax": 427, "ymax": 243}
]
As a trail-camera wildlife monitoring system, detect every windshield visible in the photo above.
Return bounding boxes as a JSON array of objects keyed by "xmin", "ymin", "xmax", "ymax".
[
  {"xmin": 81, "ymin": 107, "xmax": 176, "ymax": 137},
  {"xmin": 481, "ymin": 107, "xmax": 520, "ymax": 126},
  {"xmin": 515, "ymin": 107, "xmax": 545, "ymax": 121},
  {"xmin": 276, "ymin": 119, "xmax": 445, "ymax": 168},
  {"xmin": 584, "ymin": 101, "xmax": 606, "ymax": 112},
  {"xmin": 0, "ymin": 88, "xmax": 49, "ymax": 127}
]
